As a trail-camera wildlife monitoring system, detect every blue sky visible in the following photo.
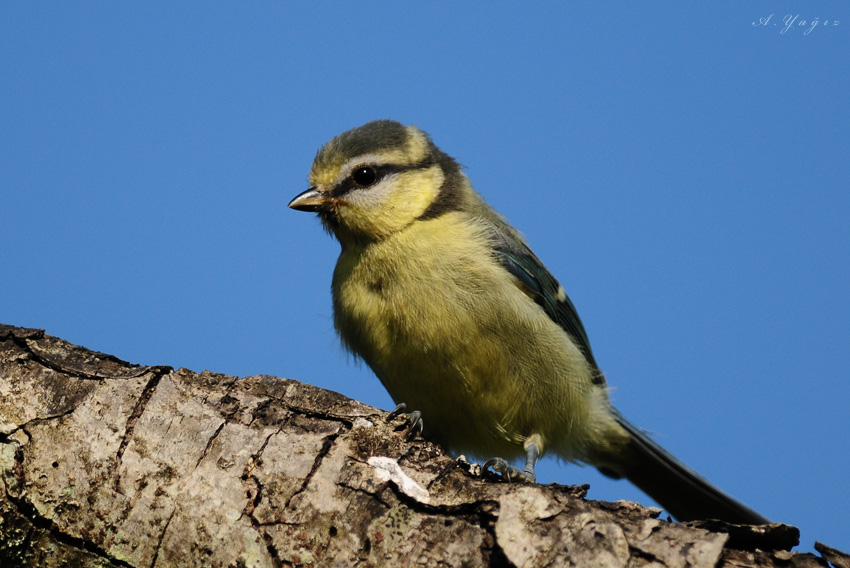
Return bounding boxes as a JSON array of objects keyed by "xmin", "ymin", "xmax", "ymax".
[{"xmin": 2, "ymin": 3, "xmax": 848, "ymax": 552}]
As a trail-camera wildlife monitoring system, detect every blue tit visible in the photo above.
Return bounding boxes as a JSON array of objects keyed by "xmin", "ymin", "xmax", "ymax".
[{"xmin": 289, "ymin": 120, "xmax": 769, "ymax": 524}]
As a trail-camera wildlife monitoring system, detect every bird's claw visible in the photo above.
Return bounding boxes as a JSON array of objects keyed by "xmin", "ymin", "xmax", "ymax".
[
  {"xmin": 387, "ymin": 403, "xmax": 424, "ymax": 440},
  {"xmin": 483, "ymin": 457, "xmax": 536, "ymax": 483}
]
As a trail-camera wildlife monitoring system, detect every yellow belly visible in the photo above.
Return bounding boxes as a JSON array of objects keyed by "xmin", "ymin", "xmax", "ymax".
[{"xmin": 332, "ymin": 213, "xmax": 603, "ymax": 461}]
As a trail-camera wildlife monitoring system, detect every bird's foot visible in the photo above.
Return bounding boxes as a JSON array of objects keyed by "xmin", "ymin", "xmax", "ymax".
[
  {"xmin": 386, "ymin": 403, "xmax": 424, "ymax": 440},
  {"xmin": 483, "ymin": 442, "xmax": 539, "ymax": 483},
  {"xmin": 483, "ymin": 457, "xmax": 536, "ymax": 483}
]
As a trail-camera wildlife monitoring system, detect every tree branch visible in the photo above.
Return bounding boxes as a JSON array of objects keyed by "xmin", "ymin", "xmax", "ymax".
[{"xmin": 0, "ymin": 324, "xmax": 845, "ymax": 567}]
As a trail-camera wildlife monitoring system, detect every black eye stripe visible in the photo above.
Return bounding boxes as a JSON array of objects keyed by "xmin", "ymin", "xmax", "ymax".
[{"xmin": 331, "ymin": 159, "xmax": 436, "ymax": 197}]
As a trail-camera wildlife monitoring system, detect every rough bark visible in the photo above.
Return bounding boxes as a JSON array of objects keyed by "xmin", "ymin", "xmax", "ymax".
[{"xmin": 0, "ymin": 324, "xmax": 846, "ymax": 568}]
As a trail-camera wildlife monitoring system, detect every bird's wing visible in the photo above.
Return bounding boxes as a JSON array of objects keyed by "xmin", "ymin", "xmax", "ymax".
[{"xmin": 491, "ymin": 234, "xmax": 601, "ymax": 373}]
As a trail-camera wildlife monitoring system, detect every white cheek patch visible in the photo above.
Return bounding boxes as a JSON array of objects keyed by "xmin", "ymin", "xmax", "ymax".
[{"xmin": 344, "ymin": 175, "xmax": 398, "ymax": 210}]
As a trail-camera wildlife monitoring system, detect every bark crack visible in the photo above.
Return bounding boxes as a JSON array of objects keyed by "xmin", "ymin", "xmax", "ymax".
[
  {"xmin": 283, "ymin": 428, "xmax": 344, "ymax": 511},
  {"xmin": 348, "ymin": 473, "xmax": 512, "ymax": 567},
  {"xmin": 3, "ymin": 432, "xmax": 135, "ymax": 568},
  {"xmin": 10, "ymin": 331, "xmax": 161, "ymax": 381},
  {"xmin": 425, "ymin": 459, "xmax": 462, "ymax": 491},
  {"xmin": 194, "ymin": 419, "xmax": 227, "ymax": 470},
  {"xmin": 241, "ymin": 428, "xmax": 285, "ymax": 568},
  {"xmin": 149, "ymin": 508, "xmax": 176, "ymax": 568},
  {"xmin": 627, "ymin": 543, "xmax": 671, "ymax": 567},
  {"xmin": 192, "ymin": 384, "xmax": 242, "ymax": 471},
  {"xmin": 114, "ymin": 370, "xmax": 166, "ymax": 492},
  {"xmin": 3, "ymin": 403, "xmax": 81, "ymax": 440},
  {"xmin": 266, "ymin": 393, "xmax": 358, "ymax": 429},
  {"xmin": 241, "ymin": 428, "xmax": 279, "ymax": 487}
]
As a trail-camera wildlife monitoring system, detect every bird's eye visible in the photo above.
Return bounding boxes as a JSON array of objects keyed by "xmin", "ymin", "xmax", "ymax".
[{"xmin": 352, "ymin": 167, "xmax": 378, "ymax": 187}]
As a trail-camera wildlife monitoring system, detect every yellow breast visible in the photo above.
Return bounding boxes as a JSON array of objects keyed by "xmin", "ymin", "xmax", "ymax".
[{"xmin": 332, "ymin": 212, "xmax": 601, "ymax": 460}]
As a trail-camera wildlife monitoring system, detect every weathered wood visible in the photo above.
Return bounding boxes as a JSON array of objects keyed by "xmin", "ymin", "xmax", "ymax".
[{"xmin": 1, "ymin": 324, "xmax": 846, "ymax": 567}]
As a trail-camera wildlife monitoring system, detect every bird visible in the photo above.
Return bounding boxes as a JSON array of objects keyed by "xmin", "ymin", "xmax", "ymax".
[{"xmin": 288, "ymin": 119, "xmax": 770, "ymax": 524}]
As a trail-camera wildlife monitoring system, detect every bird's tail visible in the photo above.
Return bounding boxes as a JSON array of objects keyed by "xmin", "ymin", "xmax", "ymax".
[{"xmin": 597, "ymin": 409, "xmax": 770, "ymax": 525}]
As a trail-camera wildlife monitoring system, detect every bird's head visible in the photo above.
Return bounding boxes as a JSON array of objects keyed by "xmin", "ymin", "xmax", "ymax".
[{"xmin": 289, "ymin": 120, "xmax": 465, "ymax": 244}]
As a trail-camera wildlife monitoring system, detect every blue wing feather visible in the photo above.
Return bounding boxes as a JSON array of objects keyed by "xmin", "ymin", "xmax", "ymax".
[{"xmin": 493, "ymin": 243, "xmax": 601, "ymax": 374}]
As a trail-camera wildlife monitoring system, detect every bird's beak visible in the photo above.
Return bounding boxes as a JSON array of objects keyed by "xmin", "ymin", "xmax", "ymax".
[{"xmin": 288, "ymin": 187, "xmax": 328, "ymax": 212}]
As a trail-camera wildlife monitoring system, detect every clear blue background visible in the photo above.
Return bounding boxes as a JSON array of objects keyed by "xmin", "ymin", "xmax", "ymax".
[{"xmin": 2, "ymin": 3, "xmax": 847, "ymax": 552}]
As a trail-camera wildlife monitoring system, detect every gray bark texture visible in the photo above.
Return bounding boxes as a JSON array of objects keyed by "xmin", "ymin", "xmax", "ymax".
[{"xmin": 0, "ymin": 324, "xmax": 846, "ymax": 568}]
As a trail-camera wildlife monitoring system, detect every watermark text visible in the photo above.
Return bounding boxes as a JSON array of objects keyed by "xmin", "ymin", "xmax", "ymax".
[{"xmin": 752, "ymin": 14, "xmax": 839, "ymax": 35}]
